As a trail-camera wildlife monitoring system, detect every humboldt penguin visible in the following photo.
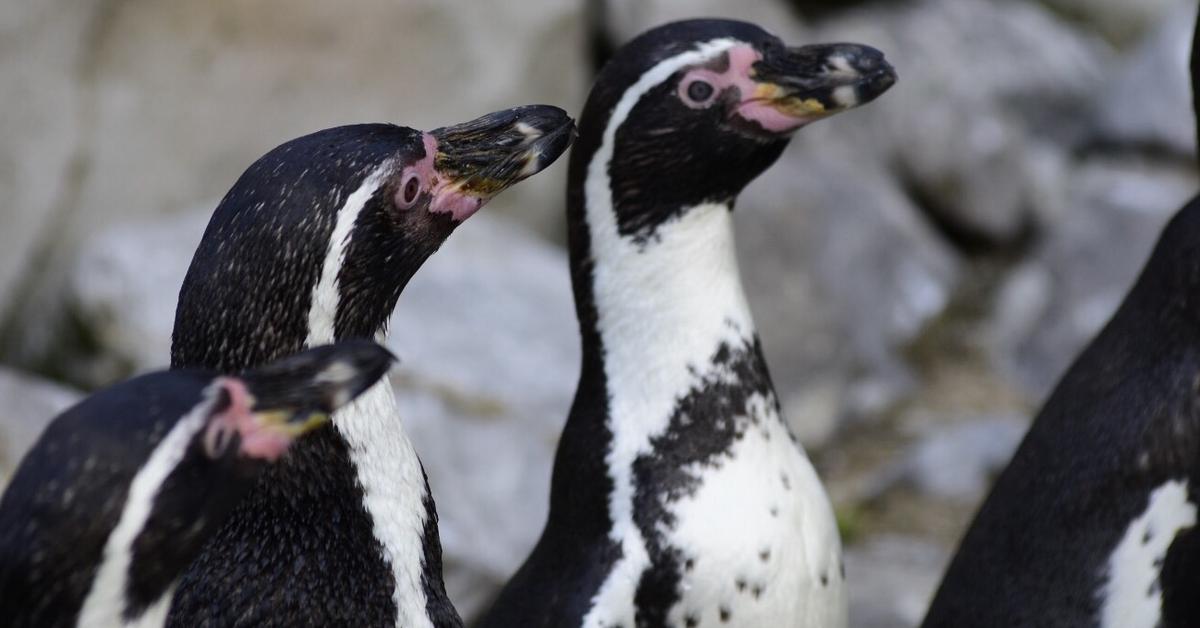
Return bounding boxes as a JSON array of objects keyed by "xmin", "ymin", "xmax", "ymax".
[
  {"xmin": 480, "ymin": 19, "xmax": 896, "ymax": 628},
  {"xmin": 0, "ymin": 340, "xmax": 393, "ymax": 628},
  {"xmin": 166, "ymin": 106, "xmax": 574, "ymax": 627},
  {"xmin": 922, "ymin": 10, "xmax": 1200, "ymax": 628}
]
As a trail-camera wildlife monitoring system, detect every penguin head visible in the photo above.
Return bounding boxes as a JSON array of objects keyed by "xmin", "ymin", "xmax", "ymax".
[
  {"xmin": 0, "ymin": 341, "xmax": 393, "ymax": 624},
  {"xmin": 572, "ymin": 18, "xmax": 895, "ymax": 238},
  {"xmin": 173, "ymin": 107, "xmax": 574, "ymax": 371}
]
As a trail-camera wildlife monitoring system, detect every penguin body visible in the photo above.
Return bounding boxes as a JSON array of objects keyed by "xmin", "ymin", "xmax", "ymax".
[
  {"xmin": 166, "ymin": 108, "xmax": 574, "ymax": 627},
  {"xmin": 922, "ymin": 199, "xmax": 1200, "ymax": 628},
  {"xmin": 0, "ymin": 341, "xmax": 393, "ymax": 628},
  {"xmin": 922, "ymin": 12, "xmax": 1200, "ymax": 628},
  {"xmin": 481, "ymin": 20, "xmax": 896, "ymax": 628}
]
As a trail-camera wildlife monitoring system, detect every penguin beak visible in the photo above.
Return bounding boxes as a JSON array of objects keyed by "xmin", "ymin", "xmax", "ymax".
[
  {"xmin": 214, "ymin": 341, "xmax": 396, "ymax": 460},
  {"xmin": 426, "ymin": 105, "xmax": 576, "ymax": 218},
  {"xmin": 739, "ymin": 42, "xmax": 896, "ymax": 133}
]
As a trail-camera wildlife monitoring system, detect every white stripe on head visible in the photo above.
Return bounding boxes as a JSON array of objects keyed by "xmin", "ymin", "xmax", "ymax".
[
  {"xmin": 1099, "ymin": 479, "xmax": 1197, "ymax": 628},
  {"xmin": 305, "ymin": 162, "xmax": 394, "ymax": 346},
  {"xmin": 301, "ymin": 161, "xmax": 434, "ymax": 628},
  {"xmin": 579, "ymin": 38, "xmax": 767, "ymax": 627},
  {"xmin": 77, "ymin": 383, "xmax": 221, "ymax": 627}
]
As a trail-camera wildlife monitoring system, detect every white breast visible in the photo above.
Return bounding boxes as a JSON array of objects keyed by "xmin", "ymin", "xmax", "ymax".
[
  {"xmin": 304, "ymin": 161, "xmax": 433, "ymax": 628},
  {"xmin": 333, "ymin": 379, "xmax": 434, "ymax": 628},
  {"xmin": 664, "ymin": 398, "xmax": 844, "ymax": 628},
  {"xmin": 1098, "ymin": 479, "xmax": 1196, "ymax": 628}
]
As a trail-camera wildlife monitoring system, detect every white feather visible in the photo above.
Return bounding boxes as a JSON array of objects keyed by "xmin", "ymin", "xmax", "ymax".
[
  {"xmin": 304, "ymin": 166, "xmax": 433, "ymax": 628},
  {"xmin": 77, "ymin": 386, "xmax": 218, "ymax": 628},
  {"xmin": 579, "ymin": 40, "xmax": 845, "ymax": 628},
  {"xmin": 1099, "ymin": 479, "xmax": 1196, "ymax": 628}
]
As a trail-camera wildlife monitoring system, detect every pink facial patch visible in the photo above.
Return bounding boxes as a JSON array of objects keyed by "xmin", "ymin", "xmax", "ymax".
[
  {"xmin": 678, "ymin": 44, "xmax": 812, "ymax": 134},
  {"xmin": 414, "ymin": 133, "xmax": 487, "ymax": 223},
  {"xmin": 206, "ymin": 377, "xmax": 295, "ymax": 462}
]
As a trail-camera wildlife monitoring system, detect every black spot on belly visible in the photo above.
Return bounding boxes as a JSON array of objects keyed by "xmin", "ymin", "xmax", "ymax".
[
  {"xmin": 630, "ymin": 337, "xmax": 778, "ymax": 626},
  {"xmin": 759, "ymin": 548, "xmax": 771, "ymax": 562},
  {"xmin": 685, "ymin": 615, "xmax": 699, "ymax": 627},
  {"xmin": 719, "ymin": 606, "xmax": 732, "ymax": 622}
]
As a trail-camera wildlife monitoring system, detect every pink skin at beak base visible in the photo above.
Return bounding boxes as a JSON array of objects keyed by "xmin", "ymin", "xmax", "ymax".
[
  {"xmin": 208, "ymin": 378, "xmax": 296, "ymax": 462},
  {"xmin": 683, "ymin": 44, "xmax": 816, "ymax": 134},
  {"xmin": 419, "ymin": 133, "xmax": 486, "ymax": 222}
]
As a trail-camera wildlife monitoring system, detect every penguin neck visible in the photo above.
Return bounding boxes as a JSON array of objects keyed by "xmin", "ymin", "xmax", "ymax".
[
  {"xmin": 561, "ymin": 174, "xmax": 769, "ymax": 552},
  {"xmin": 579, "ymin": 200, "xmax": 759, "ymax": 419},
  {"xmin": 330, "ymin": 374, "xmax": 449, "ymax": 628},
  {"xmin": 301, "ymin": 174, "xmax": 457, "ymax": 626}
]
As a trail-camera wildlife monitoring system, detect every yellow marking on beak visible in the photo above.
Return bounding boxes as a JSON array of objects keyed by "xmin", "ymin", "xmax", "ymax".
[
  {"xmin": 254, "ymin": 409, "xmax": 330, "ymax": 436},
  {"xmin": 753, "ymin": 83, "xmax": 787, "ymax": 101},
  {"xmin": 755, "ymin": 83, "xmax": 829, "ymax": 117}
]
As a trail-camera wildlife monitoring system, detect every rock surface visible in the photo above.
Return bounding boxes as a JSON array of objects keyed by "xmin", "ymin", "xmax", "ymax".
[
  {"xmin": 0, "ymin": 368, "xmax": 82, "ymax": 487},
  {"xmin": 1092, "ymin": 3, "xmax": 1198, "ymax": 158},
  {"xmin": 845, "ymin": 535, "xmax": 950, "ymax": 628},
  {"xmin": 0, "ymin": 0, "xmax": 588, "ymax": 365},
  {"xmin": 988, "ymin": 157, "xmax": 1198, "ymax": 398},
  {"xmin": 58, "ymin": 208, "xmax": 577, "ymax": 621},
  {"xmin": 810, "ymin": 0, "xmax": 1111, "ymax": 249},
  {"xmin": 389, "ymin": 215, "xmax": 579, "ymax": 620},
  {"xmin": 901, "ymin": 415, "xmax": 1029, "ymax": 501}
]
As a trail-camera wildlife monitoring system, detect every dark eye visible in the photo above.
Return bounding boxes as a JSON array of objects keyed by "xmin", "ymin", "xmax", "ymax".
[
  {"xmin": 686, "ymin": 80, "xmax": 715, "ymax": 104},
  {"xmin": 204, "ymin": 420, "xmax": 234, "ymax": 459},
  {"xmin": 397, "ymin": 173, "xmax": 421, "ymax": 209}
]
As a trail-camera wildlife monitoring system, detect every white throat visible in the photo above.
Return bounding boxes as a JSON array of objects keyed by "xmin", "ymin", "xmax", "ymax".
[
  {"xmin": 304, "ymin": 163, "xmax": 436, "ymax": 628},
  {"xmin": 78, "ymin": 385, "xmax": 218, "ymax": 628},
  {"xmin": 579, "ymin": 39, "xmax": 762, "ymax": 627}
]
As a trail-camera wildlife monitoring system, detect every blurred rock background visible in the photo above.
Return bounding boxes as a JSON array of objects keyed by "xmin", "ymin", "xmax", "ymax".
[{"xmin": 1, "ymin": 0, "xmax": 1197, "ymax": 625}]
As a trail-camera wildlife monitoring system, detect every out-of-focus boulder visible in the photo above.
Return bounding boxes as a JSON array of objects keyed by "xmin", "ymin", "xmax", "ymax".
[
  {"xmin": 2, "ymin": 0, "xmax": 589, "ymax": 367},
  {"xmin": 811, "ymin": 0, "xmax": 1111, "ymax": 249},
  {"xmin": 845, "ymin": 534, "xmax": 950, "ymax": 628},
  {"xmin": 1092, "ymin": 3, "xmax": 1198, "ymax": 159},
  {"xmin": 1039, "ymin": 0, "xmax": 1189, "ymax": 46},
  {"xmin": 68, "ymin": 209, "xmax": 209, "ymax": 385},
  {"xmin": 389, "ymin": 214, "xmax": 579, "ymax": 621},
  {"xmin": 0, "ymin": 0, "xmax": 99, "ymax": 329},
  {"xmin": 988, "ymin": 157, "xmax": 1197, "ymax": 399},
  {"xmin": 0, "ymin": 368, "xmax": 82, "ymax": 487},
  {"xmin": 902, "ymin": 414, "xmax": 1029, "ymax": 501},
  {"xmin": 64, "ymin": 208, "xmax": 578, "ymax": 622},
  {"xmin": 739, "ymin": 147, "xmax": 961, "ymax": 437}
]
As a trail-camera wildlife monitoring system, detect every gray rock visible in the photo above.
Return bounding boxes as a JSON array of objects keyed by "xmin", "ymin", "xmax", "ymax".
[
  {"xmin": 988, "ymin": 157, "xmax": 1198, "ymax": 398},
  {"xmin": 65, "ymin": 207, "xmax": 577, "ymax": 622},
  {"xmin": 601, "ymin": 0, "xmax": 808, "ymax": 45},
  {"xmin": 2, "ymin": 0, "xmax": 587, "ymax": 367},
  {"xmin": 739, "ymin": 146, "xmax": 961, "ymax": 437},
  {"xmin": 0, "ymin": 368, "xmax": 82, "ymax": 487},
  {"xmin": 811, "ymin": 0, "xmax": 1111, "ymax": 248},
  {"xmin": 845, "ymin": 534, "xmax": 950, "ymax": 628},
  {"xmin": 903, "ymin": 415, "xmax": 1029, "ymax": 501},
  {"xmin": 0, "ymin": 0, "xmax": 100, "ymax": 332},
  {"xmin": 1092, "ymin": 3, "xmax": 1198, "ymax": 158},
  {"xmin": 389, "ymin": 214, "xmax": 579, "ymax": 621},
  {"xmin": 1039, "ymin": 0, "xmax": 1189, "ymax": 46},
  {"xmin": 68, "ymin": 209, "xmax": 209, "ymax": 385}
]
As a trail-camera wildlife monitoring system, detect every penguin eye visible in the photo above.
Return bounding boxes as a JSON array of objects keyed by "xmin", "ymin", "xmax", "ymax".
[
  {"xmin": 396, "ymin": 173, "xmax": 422, "ymax": 209},
  {"xmin": 203, "ymin": 420, "xmax": 235, "ymax": 459},
  {"xmin": 681, "ymin": 79, "xmax": 717, "ymax": 107}
]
